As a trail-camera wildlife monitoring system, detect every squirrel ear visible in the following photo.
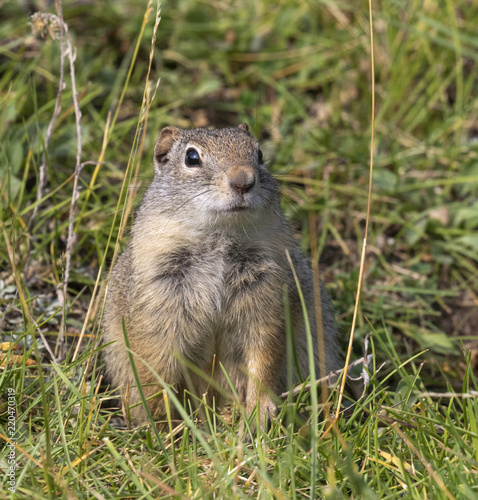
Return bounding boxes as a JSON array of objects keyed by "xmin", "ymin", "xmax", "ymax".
[
  {"xmin": 154, "ymin": 127, "xmax": 180, "ymax": 165},
  {"xmin": 238, "ymin": 123, "xmax": 250, "ymax": 133}
]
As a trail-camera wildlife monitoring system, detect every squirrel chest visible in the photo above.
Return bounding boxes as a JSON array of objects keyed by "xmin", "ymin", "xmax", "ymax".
[{"xmin": 128, "ymin": 239, "xmax": 288, "ymax": 366}]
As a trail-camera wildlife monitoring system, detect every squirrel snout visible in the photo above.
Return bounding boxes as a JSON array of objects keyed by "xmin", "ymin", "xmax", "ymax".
[{"xmin": 227, "ymin": 165, "xmax": 256, "ymax": 195}]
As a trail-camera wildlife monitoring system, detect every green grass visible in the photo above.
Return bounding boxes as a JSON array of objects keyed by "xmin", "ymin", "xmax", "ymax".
[{"xmin": 1, "ymin": 0, "xmax": 478, "ymax": 497}]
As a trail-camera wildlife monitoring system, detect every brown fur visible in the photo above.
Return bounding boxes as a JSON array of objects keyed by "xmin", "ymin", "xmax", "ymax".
[{"xmin": 102, "ymin": 124, "xmax": 341, "ymax": 428}]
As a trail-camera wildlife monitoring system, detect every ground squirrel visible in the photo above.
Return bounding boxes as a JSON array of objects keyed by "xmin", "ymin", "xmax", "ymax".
[{"xmin": 102, "ymin": 123, "xmax": 341, "ymax": 429}]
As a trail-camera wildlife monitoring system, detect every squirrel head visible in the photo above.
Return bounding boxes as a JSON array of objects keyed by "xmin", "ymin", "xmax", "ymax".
[{"xmin": 150, "ymin": 124, "xmax": 279, "ymax": 223}]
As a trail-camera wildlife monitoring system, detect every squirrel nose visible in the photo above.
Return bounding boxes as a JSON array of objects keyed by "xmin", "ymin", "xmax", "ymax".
[{"xmin": 227, "ymin": 165, "xmax": 256, "ymax": 194}]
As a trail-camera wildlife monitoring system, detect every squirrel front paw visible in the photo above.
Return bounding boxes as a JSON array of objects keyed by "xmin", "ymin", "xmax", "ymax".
[{"xmin": 241, "ymin": 392, "xmax": 277, "ymax": 440}]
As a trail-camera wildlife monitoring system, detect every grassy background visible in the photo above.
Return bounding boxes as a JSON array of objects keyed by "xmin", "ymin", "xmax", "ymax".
[{"xmin": 1, "ymin": 0, "xmax": 478, "ymax": 498}]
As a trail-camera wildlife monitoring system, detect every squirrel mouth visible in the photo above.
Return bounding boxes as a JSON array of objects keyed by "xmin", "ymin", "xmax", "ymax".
[
  {"xmin": 224, "ymin": 197, "xmax": 252, "ymax": 212},
  {"xmin": 222, "ymin": 193, "xmax": 257, "ymax": 213},
  {"xmin": 226, "ymin": 205, "xmax": 248, "ymax": 213}
]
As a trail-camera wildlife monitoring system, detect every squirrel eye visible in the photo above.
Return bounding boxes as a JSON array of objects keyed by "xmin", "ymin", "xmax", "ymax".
[
  {"xmin": 258, "ymin": 149, "xmax": 263, "ymax": 163},
  {"xmin": 185, "ymin": 148, "xmax": 201, "ymax": 167}
]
